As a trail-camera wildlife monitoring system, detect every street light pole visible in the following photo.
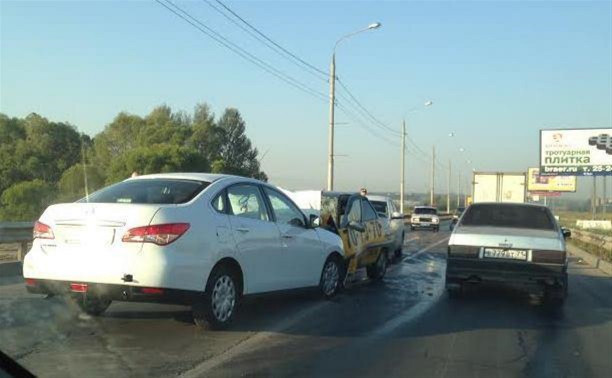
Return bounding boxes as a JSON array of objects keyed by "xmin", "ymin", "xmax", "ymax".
[
  {"xmin": 430, "ymin": 145, "xmax": 435, "ymax": 206},
  {"xmin": 327, "ymin": 54, "xmax": 336, "ymax": 191},
  {"xmin": 400, "ymin": 119, "xmax": 406, "ymax": 213},
  {"xmin": 457, "ymin": 171, "xmax": 461, "ymax": 208},
  {"xmin": 447, "ymin": 159, "xmax": 451, "ymax": 213},
  {"xmin": 326, "ymin": 22, "xmax": 381, "ymax": 191}
]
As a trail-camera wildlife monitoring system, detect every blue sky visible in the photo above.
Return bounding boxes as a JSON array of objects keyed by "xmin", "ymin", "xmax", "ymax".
[{"xmin": 1, "ymin": 0, "xmax": 611, "ymax": 197}]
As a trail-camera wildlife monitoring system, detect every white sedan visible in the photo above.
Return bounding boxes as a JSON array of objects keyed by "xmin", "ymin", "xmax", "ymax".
[{"xmin": 23, "ymin": 173, "xmax": 345, "ymax": 329}]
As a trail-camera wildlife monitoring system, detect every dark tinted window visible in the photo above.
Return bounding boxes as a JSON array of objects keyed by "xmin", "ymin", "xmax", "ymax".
[
  {"xmin": 460, "ymin": 204, "xmax": 555, "ymax": 230},
  {"xmin": 362, "ymin": 200, "xmax": 378, "ymax": 221},
  {"xmin": 414, "ymin": 208, "xmax": 437, "ymax": 215},
  {"xmin": 84, "ymin": 179, "xmax": 208, "ymax": 204},
  {"xmin": 370, "ymin": 201, "xmax": 388, "ymax": 216}
]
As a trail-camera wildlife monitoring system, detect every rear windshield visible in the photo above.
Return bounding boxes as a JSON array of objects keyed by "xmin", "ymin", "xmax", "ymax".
[
  {"xmin": 460, "ymin": 204, "xmax": 555, "ymax": 230},
  {"xmin": 414, "ymin": 208, "xmax": 437, "ymax": 215},
  {"xmin": 83, "ymin": 179, "xmax": 209, "ymax": 204},
  {"xmin": 370, "ymin": 201, "xmax": 388, "ymax": 216}
]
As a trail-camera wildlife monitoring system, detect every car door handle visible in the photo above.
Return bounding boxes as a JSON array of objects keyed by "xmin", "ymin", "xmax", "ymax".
[
  {"xmin": 236, "ymin": 227, "xmax": 250, "ymax": 233},
  {"xmin": 282, "ymin": 234, "xmax": 293, "ymax": 239}
]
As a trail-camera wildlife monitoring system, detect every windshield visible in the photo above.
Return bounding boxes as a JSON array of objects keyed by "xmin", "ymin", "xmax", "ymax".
[
  {"xmin": 460, "ymin": 204, "xmax": 556, "ymax": 230},
  {"xmin": 370, "ymin": 201, "xmax": 388, "ymax": 216},
  {"xmin": 414, "ymin": 208, "xmax": 437, "ymax": 215},
  {"xmin": 83, "ymin": 179, "xmax": 208, "ymax": 204}
]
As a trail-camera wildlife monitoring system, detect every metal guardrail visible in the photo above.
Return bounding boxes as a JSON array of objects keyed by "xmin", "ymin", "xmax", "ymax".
[
  {"xmin": 570, "ymin": 228, "xmax": 612, "ymax": 252},
  {"xmin": 0, "ymin": 222, "xmax": 34, "ymax": 261}
]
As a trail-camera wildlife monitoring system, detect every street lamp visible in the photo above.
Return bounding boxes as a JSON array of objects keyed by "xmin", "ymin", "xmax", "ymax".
[
  {"xmin": 327, "ymin": 22, "xmax": 382, "ymax": 191},
  {"xmin": 430, "ymin": 132, "xmax": 455, "ymax": 206},
  {"xmin": 400, "ymin": 100, "xmax": 433, "ymax": 214}
]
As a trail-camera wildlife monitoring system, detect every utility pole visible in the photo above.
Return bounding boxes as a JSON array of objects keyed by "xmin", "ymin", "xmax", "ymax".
[
  {"xmin": 457, "ymin": 172, "xmax": 461, "ymax": 208},
  {"xmin": 430, "ymin": 146, "xmax": 435, "ymax": 206},
  {"xmin": 604, "ymin": 176, "xmax": 608, "ymax": 214},
  {"xmin": 400, "ymin": 120, "xmax": 406, "ymax": 214},
  {"xmin": 326, "ymin": 54, "xmax": 336, "ymax": 191},
  {"xmin": 592, "ymin": 176, "xmax": 597, "ymax": 219},
  {"xmin": 447, "ymin": 160, "xmax": 451, "ymax": 213}
]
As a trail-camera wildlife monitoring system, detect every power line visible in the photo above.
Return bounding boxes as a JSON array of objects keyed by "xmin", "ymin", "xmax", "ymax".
[
  {"xmin": 155, "ymin": 0, "xmax": 327, "ymax": 102},
  {"xmin": 335, "ymin": 101, "xmax": 399, "ymax": 147},
  {"xmin": 336, "ymin": 77, "xmax": 401, "ymax": 136},
  {"xmin": 210, "ymin": 0, "xmax": 328, "ymax": 79}
]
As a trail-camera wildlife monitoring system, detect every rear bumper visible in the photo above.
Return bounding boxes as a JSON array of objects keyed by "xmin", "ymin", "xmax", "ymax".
[
  {"xmin": 411, "ymin": 223, "xmax": 439, "ymax": 229},
  {"xmin": 446, "ymin": 257, "xmax": 567, "ymax": 288},
  {"xmin": 25, "ymin": 279, "xmax": 201, "ymax": 305}
]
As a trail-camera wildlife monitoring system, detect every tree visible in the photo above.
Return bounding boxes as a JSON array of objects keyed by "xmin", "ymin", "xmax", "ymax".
[
  {"xmin": 105, "ymin": 144, "xmax": 209, "ymax": 183},
  {"xmin": 57, "ymin": 164, "xmax": 106, "ymax": 202},
  {"xmin": 216, "ymin": 108, "xmax": 267, "ymax": 180},
  {"xmin": 0, "ymin": 180, "xmax": 56, "ymax": 221}
]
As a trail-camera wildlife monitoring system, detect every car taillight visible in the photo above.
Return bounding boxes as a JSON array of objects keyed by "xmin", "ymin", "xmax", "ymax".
[
  {"xmin": 532, "ymin": 250, "xmax": 566, "ymax": 264},
  {"xmin": 122, "ymin": 223, "xmax": 190, "ymax": 246},
  {"xmin": 448, "ymin": 245, "xmax": 480, "ymax": 258},
  {"xmin": 33, "ymin": 221, "xmax": 54, "ymax": 240}
]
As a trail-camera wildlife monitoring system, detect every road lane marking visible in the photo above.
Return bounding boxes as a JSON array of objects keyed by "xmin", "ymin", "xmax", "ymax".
[
  {"xmin": 181, "ymin": 301, "xmax": 330, "ymax": 377},
  {"xmin": 401, "ymin": 237, "xmax": 449, "ymax": 263}
]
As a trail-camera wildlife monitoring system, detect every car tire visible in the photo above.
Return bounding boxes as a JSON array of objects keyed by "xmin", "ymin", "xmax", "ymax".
[
  {"xmin": 193, "ymin": 265, "xmax": 239, "ymax": 330},
  {"xmin": 544, "ymin": 273, "xmax": 568, "ymax": 307},
  {"xmin": 410, "ymin": 226, "xmax": 415, "ymax": 231},
  {"xmin": 75, "ymin": 295, "xmax": 112, "ymax": 316},
  {"xmin": 394, "ymin": 233, "xmax": 405, "ymax": 258},
  {"xmin": 366, "ymin": 251, "xmax": 388, "ymax": 281},
  {"xmin": 320, "ymin": 255, "xmax": 343, "ymax": 299}
]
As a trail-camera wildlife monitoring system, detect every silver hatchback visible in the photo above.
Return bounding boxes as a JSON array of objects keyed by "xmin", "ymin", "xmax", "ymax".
[{"xmin": 446, "ymin": 203, "xmax": 570, "ymax": 304}]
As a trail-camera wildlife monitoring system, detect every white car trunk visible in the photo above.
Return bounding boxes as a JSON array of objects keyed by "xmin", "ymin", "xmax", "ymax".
[
  {"xmin": 451, "ymin": 226, "xmax": 563, "ymax": 251},
  {"xmin": 34, "ymin": 203, "xmax": 162, "ymax": 284}
]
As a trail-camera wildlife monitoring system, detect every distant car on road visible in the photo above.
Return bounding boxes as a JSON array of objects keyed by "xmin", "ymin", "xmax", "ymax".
[
  {"xmin": 23, "ymin": 173, "xmax": 345, "ymax": 330},
  {"xmin": 446, "ymin": 203, "xmax": 570, "ymax": 304},
  {"xmin": 449, "ymin": 206, "xmax": 466, "ymax": 230},
  {"xmin": 367, "ymin": 195, "xmax": 405, "ymax": 257},
  {"xmin": 410, "ymin": 206, "xmax": 440, "ymax": 232}
]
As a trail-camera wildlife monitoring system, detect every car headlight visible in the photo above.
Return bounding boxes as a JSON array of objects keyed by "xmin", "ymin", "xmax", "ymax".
[
  {"xmin": 411, "ymin": 217, "xmax": 418, "ymax": 222},
  {"xmin": 433, "ymin": 218, "xmax": 439, "ymax": 223}
]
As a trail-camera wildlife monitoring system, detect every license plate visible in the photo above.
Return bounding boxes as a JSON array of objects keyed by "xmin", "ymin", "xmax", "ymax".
[{"xmin": 483, "ymin": 248, "xmax": 527, "ymax": 260}]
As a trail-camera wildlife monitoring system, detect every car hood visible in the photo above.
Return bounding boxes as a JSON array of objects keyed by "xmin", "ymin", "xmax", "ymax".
[{"xmin": 450, "ymin": 226, "xmax": 564, "ymax": 251}]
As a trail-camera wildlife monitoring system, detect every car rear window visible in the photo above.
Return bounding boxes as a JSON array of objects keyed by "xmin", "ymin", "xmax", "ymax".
[
  {"xmin": 460, "ymin": 204, "xmax": 555, "ymax": 230},
  {"xmin": 83, "ymin": 179, "xmax": 209, "ymax": 204},
  {"xmin": 414, "ymin": 208, "xmax": 437, "ymax": 215},
  {"xmin": 370, "ymin": 201, "xmax": 388, "ymax": 216}
]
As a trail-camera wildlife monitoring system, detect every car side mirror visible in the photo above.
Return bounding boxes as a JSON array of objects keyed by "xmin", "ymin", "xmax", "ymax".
[
  {"xmin": 561, "ymin": 227, "xmax": 571, "ymax": 239},
  {"xmin": 391, "ymin": 212, "xmax": 404, "ymax": 220},
  {"xmin": 348, "ymin": 220, "xmax": 366, "ymax": 233},
  {"xmin": 308, "ymin": 214, "xmax": 320, "ymax": 228}
]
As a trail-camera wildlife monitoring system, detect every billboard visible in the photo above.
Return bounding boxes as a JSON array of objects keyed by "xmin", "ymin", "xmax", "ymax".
[
  {"xmin": 527, "ymin": 167, "xmax": 576, "ymax": 192},
  {"xmin": 540, "ymin": 128, "xmax": 612, "ymax": 176}
]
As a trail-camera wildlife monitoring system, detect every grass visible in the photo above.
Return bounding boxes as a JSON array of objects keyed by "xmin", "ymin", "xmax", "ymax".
[{"xmin": 568, "ymin": 239, "xmax": 612, "ymax": 263}]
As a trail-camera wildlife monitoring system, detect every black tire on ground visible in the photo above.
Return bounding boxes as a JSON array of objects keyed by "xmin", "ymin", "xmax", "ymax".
[
  {"xmin": 544, "ymin": 273, "xmax": 568, "ymax": 307},
  {"xmin": 193, "ymin": 264, "xmax": 240, "ymax": 330},
  {"xmin": 410, "ymin": 226, "xmax": 415, "ymax": 231},
  {"xmin": 394, "ymin": 233, "xmax": 405, "ymax": 258},
  {"xmin": 75, "ymin": 295, "xmax": 112, "ymax": 316},
  {"xmin": 319, "ymin": 255, "xmax": 343, "ymax": 299},
  {"xmin": 366, "ymin": 251, "xmax": 388, "ymax": 281},
  {"xmin": 433, "ymin": 227, "xmax": 439, "ymax": 233}
]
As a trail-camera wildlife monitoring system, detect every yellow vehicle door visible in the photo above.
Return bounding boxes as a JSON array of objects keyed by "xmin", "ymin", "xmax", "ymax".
[{"xmin": 359, "ymin": 198, "xmax": 387, "ymax": 267}]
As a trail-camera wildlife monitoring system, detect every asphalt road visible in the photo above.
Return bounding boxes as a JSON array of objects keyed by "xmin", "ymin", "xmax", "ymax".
[{"xmin": 1, "ymin": 222, "xmax": 611, "ymax": 378}]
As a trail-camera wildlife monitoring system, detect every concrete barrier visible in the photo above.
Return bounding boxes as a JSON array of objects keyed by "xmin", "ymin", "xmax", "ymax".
[{"xmin": 567, "ymin": 244, "xmax": 612, "ymax": 276}]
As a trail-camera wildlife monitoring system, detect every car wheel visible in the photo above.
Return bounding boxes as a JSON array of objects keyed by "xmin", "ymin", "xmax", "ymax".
[
  {"xmin": 394, "ymin": 233, "xmax": 405, "ymax": 258},
  {"xmin": 193, "ymin": 265, "xmax": 239, "ymax": 330},
  {"xmin": 320, "ymin": 255, "xmax": 342, "ymax": 298},
  {"xmin": 366, "ymin": 251, "xmax": 388, "ymax": 281},
  {"xmin": 410, "ymin": 226, "xmax": 415, "ymax": 231},
  {"xmin": 544, "ymin": 273, "xmax": 568, "ymax": 307},
  {"xmin": 75, "ymin": 295, "xmax": 112, "ymax": 316}
]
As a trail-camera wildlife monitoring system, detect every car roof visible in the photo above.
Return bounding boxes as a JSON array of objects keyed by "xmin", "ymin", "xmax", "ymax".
[
  {"xmin": 366, "ymin": 195, "xmax": 390, "ymax": 202},
  {"xmin": 469, "ymin": 202, "xmax": 547, "ymax": 209},
  {"xmin": 126, "ymin": 172, "xmax": 261, "ymax": 185}
]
